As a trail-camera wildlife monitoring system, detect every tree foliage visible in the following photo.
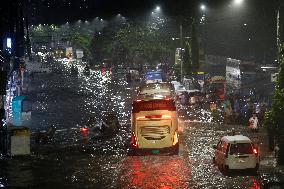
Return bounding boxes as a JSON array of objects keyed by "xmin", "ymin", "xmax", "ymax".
[
  {"xmin": 183, "ymin": 20, "xmax": 200, "ymax": 77},
  {"xmin": 68, "ymin": 31, "xmax": 93, "ymax": 60},
  {"xmin": 107, "ymin": 23, "xmax": 173, "ymax": 67},
  {"xmin": 264, "ymin": 43, "xmax": 284, "ymax": 164},
  {"xmin": 183, "ymin": 41, "xmax": 192, "ymax": 76},
  {"xmin": 30, "ymin": 20, "xmax": 175, "ymax": 67}
]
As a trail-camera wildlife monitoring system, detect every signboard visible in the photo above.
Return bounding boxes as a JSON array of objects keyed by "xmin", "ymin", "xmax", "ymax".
[
  {"xmin": 175, "ymin": 48, "xmax": 182, "ymax": 65},
  {"xmin": 226, "ymin": 58, "xmax": 241, "ymax": 93},
  {"xmin": 76, "ymin": 49, "xmax": 84, "ymax": 59},
  {"xmin": 271, "ymin": 73, "xmax": 278, "ymax": 82},
  {"xmin": 6, "ymin": 38, "xmax": 11, "ymax": 48}
]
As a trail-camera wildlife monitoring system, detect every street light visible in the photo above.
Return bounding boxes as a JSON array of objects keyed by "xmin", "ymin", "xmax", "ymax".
[
  {"xmin": 234, "ymin": 0, "xmax": 244, "ymax": 5},
  {"xmin": 155, "ymin": 6, "xmax": 160, "ymax": 12},
  {"xmin": 200, "ymin": 4, "xmax": 206, "ymax": 11}
]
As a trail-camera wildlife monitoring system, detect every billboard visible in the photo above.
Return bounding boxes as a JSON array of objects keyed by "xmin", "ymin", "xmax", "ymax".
[
  {"xmin": 175, "ymin": 48, "xmax": 182, "ymax": 65},
  {"xmin": 76, "ymin": 49, "xmax": 84, "ymax": 59},
  {"xmin": 226, "ymin": 58, "xmax": 241, "ymax": 94}
]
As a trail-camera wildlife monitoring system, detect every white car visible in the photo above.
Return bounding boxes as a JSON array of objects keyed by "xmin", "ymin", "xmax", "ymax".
[{"xmin": 213, "ymin": 135, "xmax": 259, "ymax": 174}]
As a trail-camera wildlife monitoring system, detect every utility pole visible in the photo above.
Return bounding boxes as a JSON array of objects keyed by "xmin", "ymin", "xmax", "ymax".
[
  {"xmin": 25, "ymin": 17, "xmax": 31, "ymax": 58},
  {"xmin": 180, "ymin": 23, "xmax": 183, "ymax": 82},
  {"xmin": 0, "ymin": 70, "xmax": 7, "ymax": 155},
  {"xmin": 277, "ymin": 7, "xmax": 280, "ymax": 64}
]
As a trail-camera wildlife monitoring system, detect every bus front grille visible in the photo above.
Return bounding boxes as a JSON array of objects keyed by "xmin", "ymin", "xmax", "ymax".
[{"xmin": 140, "ymin": 126, "xmax": 170, "ymax": 140}]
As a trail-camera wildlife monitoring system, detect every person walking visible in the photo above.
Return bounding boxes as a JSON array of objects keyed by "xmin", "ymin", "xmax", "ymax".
[{"xmin": 249, "ymin": 113, "xmax": 259, "ymax": 133}]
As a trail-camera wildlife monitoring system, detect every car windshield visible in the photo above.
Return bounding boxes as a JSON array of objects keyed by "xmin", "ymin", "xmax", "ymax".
[{"xmin": 229, "ymin": 143, "xmax": 253, "ymax": 155}]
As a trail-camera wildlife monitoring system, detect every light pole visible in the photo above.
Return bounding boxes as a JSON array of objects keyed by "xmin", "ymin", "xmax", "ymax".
[
  {"xmin": 199, "ymin": 4, "xmax": 207, "ymax": 67},
  {"xmin": 276, "ymin": 7, "xmax": 280, "ymax": 64},
  {"xmin": 180, "ymin": 24, "xmax": 183, "ymax": 82}
]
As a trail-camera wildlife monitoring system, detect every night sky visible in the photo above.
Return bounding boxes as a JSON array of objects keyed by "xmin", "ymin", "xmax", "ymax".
[
  {"xmin": 0, "ymin": 0, "xmax": 283, "ymax": 62},
  {"xmin": 20, "ymin": 0, "xmax": 280, "ymax": 24},
  {"xmin": 0, "ymin": 0, "xmax": 281, "ymax": 25},
  {"xmin": 26, "ymin": 0, "xmax": 197, "ymax": 24}
]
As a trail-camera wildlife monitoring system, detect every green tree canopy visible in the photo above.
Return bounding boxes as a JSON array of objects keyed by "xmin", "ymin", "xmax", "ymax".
[
  {"xmin": 107, "ymin": 23, "xmax": 173, "ymax": 67},
  {"xmin": 264, "ymin": 43, "xmax": 284, "ymax": 164}
]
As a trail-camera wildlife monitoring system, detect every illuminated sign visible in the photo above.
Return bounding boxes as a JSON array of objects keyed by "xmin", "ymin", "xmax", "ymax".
[{"xmin": 7, "ymin": 38, "xmax": 12, "ymax": 48}]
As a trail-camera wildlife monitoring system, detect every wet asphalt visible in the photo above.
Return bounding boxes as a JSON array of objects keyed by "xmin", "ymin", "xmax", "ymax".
[{"xmin": 0, "ymin": 61, "xmax": 265, "ymax": 188}]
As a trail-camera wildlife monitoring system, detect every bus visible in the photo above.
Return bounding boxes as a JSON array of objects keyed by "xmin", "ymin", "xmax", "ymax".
[{"xmin": 130, "ymin": 94, "xmax": 179, "ymax": 155}]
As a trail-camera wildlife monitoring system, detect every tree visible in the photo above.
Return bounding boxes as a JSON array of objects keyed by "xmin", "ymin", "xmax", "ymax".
[
  {"xmin": 180, "ymin": 20, "xmax": 200, "ymax": 78},
  {"xmin": 68, "ymin": 31, "xmax": 93, "ymax": 60},
  {"xmin": 107, "ymin": 23, "xmax": 173, "ymax": 68},
  {"xmin": 264, "ymin": 43, "xmax": 284, "ymax": 164},
  {"xmin": 183, "ymin": 41, "xmax": 192, "ymax": 76}
]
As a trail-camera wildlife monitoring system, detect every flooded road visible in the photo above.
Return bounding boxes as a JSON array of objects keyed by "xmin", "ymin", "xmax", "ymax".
[{"xmin": 0, "ymin": 61, "xmax": 262, "ymax": 188}]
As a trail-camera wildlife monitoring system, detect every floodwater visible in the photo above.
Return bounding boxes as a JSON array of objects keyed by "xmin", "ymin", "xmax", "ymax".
[{"xmin": 0, "ymin": 61, "xmax": 263, "ymax": 188}]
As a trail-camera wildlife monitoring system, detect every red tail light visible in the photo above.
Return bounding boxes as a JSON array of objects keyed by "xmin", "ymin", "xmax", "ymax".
[
  {"xmin": 80, "ymin": 127, "xmax": 89, "ymax": 137},
  {"xmin": 102, "ymin": 68, "xmax": 106, "ymax": 75},
  {"xmin": 145, "ymin": 115, "xmax": 162, "ymax": 119},
  {"xmin": 80, "ymin": 127, "xmax": 89, "ymax": 132},
  {"xmin": 131, "ymin": 132, "xmax": 138, "ymax": 148},
  {"xmin": 253, "ymin": 148, "xmax": 258, "ymax": 156}
]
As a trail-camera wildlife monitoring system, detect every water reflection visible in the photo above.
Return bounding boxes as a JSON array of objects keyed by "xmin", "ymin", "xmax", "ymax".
[{"xmin": 119, "ymin": 156, "xmax": 191, "ymax": 189}]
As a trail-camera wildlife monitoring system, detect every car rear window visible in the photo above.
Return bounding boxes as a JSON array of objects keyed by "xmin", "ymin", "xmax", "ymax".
[{"xmin": 229, "ymin": 143, "xmax": 253, "ymax": 155}]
